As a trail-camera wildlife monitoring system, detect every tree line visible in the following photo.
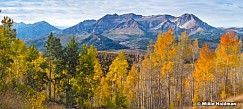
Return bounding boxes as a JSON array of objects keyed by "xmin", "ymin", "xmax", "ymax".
[{"xmin": 0, "ymin": 17, "xmax": 243, "ymax": 109}]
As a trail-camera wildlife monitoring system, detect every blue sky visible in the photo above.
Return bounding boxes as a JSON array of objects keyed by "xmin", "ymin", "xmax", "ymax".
[{"xmin": 0, "ymin": 0, "xmax": 243, "ymax": 27}]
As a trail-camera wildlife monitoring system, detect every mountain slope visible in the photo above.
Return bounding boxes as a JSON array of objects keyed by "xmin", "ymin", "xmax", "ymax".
[
  {"xmin": 13, "ymin": 21, "xmax": 60, "ymax": 39},
  {"xmin": 59, "ymin": 13, "xmax": 219, "ymax": 38},
  {"xmin": 108, "ymin": 18, "xmax": 145, "ymax": 35},
  {"xmin": 25, "ymin": 13, "xmax": 237, "ymax": 51},
  {"xmin": 225, "ymin": 27, "xmax": 243, "ymax": 34},
  {"xmin": 80, "ymin": 34, "xmax": 129, "ymax": 50},
  {"xmin": 61, "ymin": 20, "xmax": 96, "ymax": 34},
  {"xmin": 174, "ymin": 13, "xmax": 217, "ymax": 35}
]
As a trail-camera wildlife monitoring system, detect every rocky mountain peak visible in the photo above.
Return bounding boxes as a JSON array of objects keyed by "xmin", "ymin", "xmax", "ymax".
[
  {"xmin": 21, "ymin": 13, "xmax": 226, "ymax": 51},
  {"xmin": 102, "ymin": 14, "xmax": 119, "ymax": 19},
  {"xmin": 120, "ymin": 13, "xmax": 143, "ymax": 19},
  {"xmin": 181, "ymin": 13, "xmax": 202, "ymax": 23}
]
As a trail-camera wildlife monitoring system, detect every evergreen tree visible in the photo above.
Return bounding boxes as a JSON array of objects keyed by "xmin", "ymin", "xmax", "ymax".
[
  {"xmin": 63, "ymin": 37, "xmax": 79, "ymax": 107},
  {"xmin": 71, "ymin": 44, "xmax": 103, "ymax": 108},
  {"xmin": 45, "ymin": 32, "xmax": 55, "ymax": 100},
  {"xmin": 44, "ymin": 32, "xmax": 63, "ymax": 101}
]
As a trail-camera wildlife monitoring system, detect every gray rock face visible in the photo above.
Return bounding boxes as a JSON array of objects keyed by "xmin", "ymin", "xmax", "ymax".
[
  {"xmin": 59, "ymin": 13, "xmax": 216, "ymax": 37},
  {"xmin": 21, "ymin": 13, "xmax": 238, "ymax": 51}
]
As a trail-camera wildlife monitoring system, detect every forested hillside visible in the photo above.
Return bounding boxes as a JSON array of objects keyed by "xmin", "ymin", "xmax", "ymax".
[{"xmin": 1, "ymin": 17, "xmax": 243, "ymax": 109}]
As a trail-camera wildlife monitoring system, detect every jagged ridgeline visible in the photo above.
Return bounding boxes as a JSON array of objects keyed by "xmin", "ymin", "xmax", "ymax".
[
  {"xmin": 1, "ymin": 16, "xmax": 243, "ymax": 109},
  {"xmin": 15, "ymin": 13, "xmax": 243, "ymax": 51}
]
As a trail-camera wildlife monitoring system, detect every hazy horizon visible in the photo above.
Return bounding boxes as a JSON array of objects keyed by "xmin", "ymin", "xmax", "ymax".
[{"xmin": 1, "ymin": 0, "xmax": 243, "ymax": 27}]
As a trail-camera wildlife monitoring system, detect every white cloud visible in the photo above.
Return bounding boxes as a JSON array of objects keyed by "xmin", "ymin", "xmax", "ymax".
[{"xmin": 0, "ymin": 0, "xmax": 242, "ymax": 27}]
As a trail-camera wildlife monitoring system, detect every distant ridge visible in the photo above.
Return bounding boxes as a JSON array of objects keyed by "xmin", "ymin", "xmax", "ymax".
[
  {"xmin": 19, "ymin": 13, "xmax": 243, "ymax": 51},
  {"xmin": 61, "ymin": 13, "xmax": 218, "ymax": 36},
  {"xmin": 13, "ymin": 21, "xmax": 60, "ymax": 39}
]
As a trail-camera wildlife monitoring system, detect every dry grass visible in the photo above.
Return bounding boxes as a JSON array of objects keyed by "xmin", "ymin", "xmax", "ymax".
[
  {"xmin": 0, "ymin": 91, "xmax": 66, "ymax": 109},
  {"xmin": 46, "ymin": 102, "xmax": 66, "ymax": 109},
  {"xmin": 0, "ymin": 91, "xmax": 26, "ymax": 109}
]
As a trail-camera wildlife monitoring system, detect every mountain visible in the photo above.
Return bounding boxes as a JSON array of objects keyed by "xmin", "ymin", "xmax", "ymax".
[
  {"xmin": 13, "ymin": 21, "xmax": 60, "ymax": 39},
  {"xmin": 108, "ymin": 18, "xmax": 145, "ymax": 35},
  {"xmin": 225, "ymin": 27, "xmax": 243, "ymax": 34},
  {"xmin": 80, "ymin": 34, "xmax": 129, "ymax": 50},
  {"xmin": 59, "ymin": 13, "xmax": 220, "ymax": 39},
  {"xmin": 25, "ymin": 13, "xmax": 241, "ymax": 51},
  {"xmin": 61, "ymin": 20, "xmax": 96, "ymax": 34}
]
